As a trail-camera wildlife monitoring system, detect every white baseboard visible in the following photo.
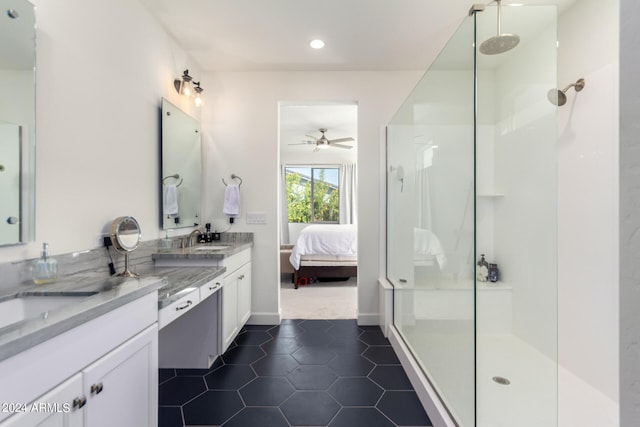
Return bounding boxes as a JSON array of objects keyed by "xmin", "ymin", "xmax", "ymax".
[
  {"xmin": 388, "ymin": 326, "xmax": 457, "ymax": 427},
  {"xmin": 247, "ymin": 312, "xmax": 281, "ymax": 325},
  {"xmin": 358, "ymin": 312, "xmax": 380, "ymax": 326}
]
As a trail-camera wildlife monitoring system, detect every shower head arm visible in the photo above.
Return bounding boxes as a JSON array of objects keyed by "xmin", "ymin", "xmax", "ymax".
[{"xmin": 561, "ymin": 78, "xmax": 586, "ymax": 94}]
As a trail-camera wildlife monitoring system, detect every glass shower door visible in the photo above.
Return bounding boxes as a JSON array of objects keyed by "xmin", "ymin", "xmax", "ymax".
[
  {"xmin": 387, "ymin": 17, "xmax": 476, "ymax": 427},
  {"xmin": 387, "ymin": 4, "xmax": 558, "ymax": 427}
]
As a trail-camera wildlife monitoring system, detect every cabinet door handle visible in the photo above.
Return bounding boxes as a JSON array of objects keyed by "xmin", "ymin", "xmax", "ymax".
[
  {"xmin": 90, "ymin": 382, "xmax": 104, "ymax": 395},
  {"xmin": 209, "ymin": 282, "xmax": 221, "ymax": 291},
  {"xmin": 176, "ymin": 300, "xmax": 193, "ymax": 311},
  {"xmin": 73, "ymin": 396, "xmax": 87, "ymax": 409},
  {"xmin": 238, "ymin": 274, "xmax": 244, "ymax": 280}
]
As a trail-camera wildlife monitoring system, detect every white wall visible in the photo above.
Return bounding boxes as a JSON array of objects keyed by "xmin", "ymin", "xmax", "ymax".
[
  {"xmin": 491, "ymin": 10, "xmax": 558, "ymax": 360},
  {"xmin": 557, "ymin": 0, "xmax": 619, "ymax": 406},
  {"xmin": 199, "ymin": 71, "xmax": 421, "ymax": 324},
  {"xmin": 0, "ymin": 0, "xmax": 200, "ymax": 265}
]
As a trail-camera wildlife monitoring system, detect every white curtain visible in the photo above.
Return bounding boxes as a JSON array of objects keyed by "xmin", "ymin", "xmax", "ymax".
[
  {"xmin": 339, "ymin": 163, "xmax": 357, "ymax": 224},
  {"xmin": 280, "ymin": 165, "xmax": 290, "ymax": 244}
]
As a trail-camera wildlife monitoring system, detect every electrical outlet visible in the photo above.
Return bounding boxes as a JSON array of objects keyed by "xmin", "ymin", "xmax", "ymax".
[{"xmin": 95, "ymin": 233, "xmax": 110, "ymax": 248}]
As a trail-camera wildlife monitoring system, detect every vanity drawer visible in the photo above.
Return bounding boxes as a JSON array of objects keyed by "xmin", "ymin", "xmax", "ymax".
[
  {"xmin": 159, "ymin": 288, "xmax": 200, "ymax": 329},
  {"xmin": 200, "ymin": 277, "xmax": 224, "ymax": 301}
]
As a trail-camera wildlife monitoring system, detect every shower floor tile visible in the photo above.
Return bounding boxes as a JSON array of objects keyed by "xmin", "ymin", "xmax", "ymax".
[{"xmin": 158, "ymin": 319, "xmax": 433, "ymax": 427}]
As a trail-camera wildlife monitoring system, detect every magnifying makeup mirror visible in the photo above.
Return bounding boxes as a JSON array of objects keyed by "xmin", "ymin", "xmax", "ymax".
[{"xmin": 110, "ymin": 216, "xmax": 141, "ymax": 277}]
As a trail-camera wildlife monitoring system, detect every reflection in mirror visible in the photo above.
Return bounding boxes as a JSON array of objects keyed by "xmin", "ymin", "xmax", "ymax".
[
  {"xmin": 161, "ymin": 98, "xmax": 202, "ymax": 230},
  {"xmin": 0, "ymin": 0, "xmax": 35, "ymax": 246}
]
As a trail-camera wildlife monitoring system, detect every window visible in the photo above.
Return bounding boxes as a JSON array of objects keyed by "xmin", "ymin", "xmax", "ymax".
[{"xmin": 285, "ymin": 166, "xmax": 340, "ymax": 223}]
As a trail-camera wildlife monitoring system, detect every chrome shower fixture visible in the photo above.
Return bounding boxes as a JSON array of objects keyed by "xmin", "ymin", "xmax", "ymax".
[
  {"xmin": 547, "ymin": 78, "xmax": 585, "ymax": 106},
  {"xmin": 478, "ymin": 0, "xmax": 520, "ymax": 55}
]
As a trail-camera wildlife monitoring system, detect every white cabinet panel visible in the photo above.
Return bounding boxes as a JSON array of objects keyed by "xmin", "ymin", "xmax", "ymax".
[
  {"xmin": 237, "ymin": 263, "xmax": 252, "ymax": 326},
  {"xmin": 83, "ymin": 325, "xmax": 158, "ymax": 427},
  {"xmin": 1, "ymin": 374, "xmax": 84, "ymax": 427},
  {"xmin": 221, "ymin": 278, "xmax": 238, "ymax": 353}
]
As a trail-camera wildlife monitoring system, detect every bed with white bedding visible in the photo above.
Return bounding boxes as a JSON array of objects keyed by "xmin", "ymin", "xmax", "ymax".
[{"xmin": 289, "ymin": 224, "xmax": 357, "ymax": 287}]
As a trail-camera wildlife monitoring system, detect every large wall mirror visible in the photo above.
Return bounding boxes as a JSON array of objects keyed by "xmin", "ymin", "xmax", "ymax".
[
  {"xmin": 0, "ymin": 0, "xmax": 36, "ymax": 246},
  {"xmin": 161, "ymin": 98, "xmax": 201, "ymax": 230}
]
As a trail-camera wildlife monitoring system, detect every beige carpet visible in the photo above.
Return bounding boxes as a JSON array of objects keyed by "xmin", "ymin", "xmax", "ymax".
[{"xmin": 280, "ymin": 277, "xmax": 357, "ymax": 319}]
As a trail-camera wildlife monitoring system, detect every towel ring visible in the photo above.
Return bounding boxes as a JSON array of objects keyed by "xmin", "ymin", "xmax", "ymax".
[
  {"xmin": 222, "ymin": 174, "xmax": 243, "ymax": 187},
  {"xmin": 163, "ymin": 174, "xmax": 183, "ymax": 187}
]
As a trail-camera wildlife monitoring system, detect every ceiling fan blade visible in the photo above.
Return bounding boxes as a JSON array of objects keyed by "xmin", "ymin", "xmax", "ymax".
[
  {"xmin": 313, "ymin": 146, "xmax": 320, "ymax": 152},
  {"xmin": 328, "ymin": 137, "xmax": 355, "ymax": 143},
  {"xmin": 305, "ymin": 135, "xmax": 319, "ymax": 141},
  {"xmin": 332, "ymin": 143, "xmax": 354, "ymax": 149},
  {"xmin": 288, "ymin": 142, "xmax": 314, "ymax": 146}
]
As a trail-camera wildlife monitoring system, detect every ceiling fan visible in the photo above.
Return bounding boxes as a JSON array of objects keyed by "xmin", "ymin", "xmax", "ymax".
[{"xmin": 290, "ymin": 128, "xmax": 355, "ymax": 151}]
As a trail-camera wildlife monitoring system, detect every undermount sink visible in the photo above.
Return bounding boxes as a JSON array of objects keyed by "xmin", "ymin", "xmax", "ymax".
[
  {"xmin": 0, "ymin": 294, "xmax": 96, "ymax": 330},
  {"xmin": 193, "ymin": 245, "xmax": 230, "ymax": 251}
]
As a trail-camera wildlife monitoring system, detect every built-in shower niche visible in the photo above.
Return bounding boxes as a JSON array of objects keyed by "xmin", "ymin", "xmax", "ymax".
[{"xmin": 387, "ymin": 4, "xmax": 558, "ymax": 427}]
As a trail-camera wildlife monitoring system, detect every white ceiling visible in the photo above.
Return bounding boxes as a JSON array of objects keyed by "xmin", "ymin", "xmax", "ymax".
[
  {"xmin": 138, "ymin": 0, "xmax": 478, "ymax": 72},
  {"xmin": 138, "ymin": 0, "xmax": 575, "ymax": 156},
  {"xmin": 279, "ymin": 103, "xmax": 358, "ymax": 158}
]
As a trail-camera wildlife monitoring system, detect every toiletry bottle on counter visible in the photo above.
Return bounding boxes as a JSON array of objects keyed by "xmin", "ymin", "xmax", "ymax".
[
  {"xmin": 477, "ymin": 254, "xmax": 489, "ymax": 282},
  {"xmin": 488, "ymin": 263, "xmax": 499, "ymax": 282},
  {"xmin": 32, "ymin": 242, "xmax": 58, "ymax": 284},
  {"xmin": 159, "ymin": 230, "xmax": 173, "ymax": 252}
]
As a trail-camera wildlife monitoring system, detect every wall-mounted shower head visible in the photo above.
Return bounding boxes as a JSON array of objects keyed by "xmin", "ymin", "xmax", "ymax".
[
  {"xmin": 547, "ymin": 78, "xmax": 585, "ymax": 106},
  {"xmin": 479, "ymin": 0, "xmax": 520, "ymax": 55}
]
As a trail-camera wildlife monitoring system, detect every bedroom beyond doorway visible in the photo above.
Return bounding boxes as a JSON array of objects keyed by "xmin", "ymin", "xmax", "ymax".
[{"xmin": 278, "ymin": 101, "xmax": 358, "ymax": 319}]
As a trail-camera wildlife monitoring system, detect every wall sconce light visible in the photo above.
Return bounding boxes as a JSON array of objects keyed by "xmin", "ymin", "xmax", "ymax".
[
  {"xmin": 194, "ymin": 82, "xmax": 203, "ymax": 107},
  {"xmin": 174, "ymin": 69, "xmax": 204, "ymax": 107}
]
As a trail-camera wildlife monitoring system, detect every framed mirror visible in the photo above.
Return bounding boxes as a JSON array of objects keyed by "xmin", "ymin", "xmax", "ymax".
[
  {"xmin": 0, "ymin": 0, "xmax": 36, "ymax": 246},
  {"xmin": 161, "ymin": 98, "xmax": 201, "ymax": 230}
]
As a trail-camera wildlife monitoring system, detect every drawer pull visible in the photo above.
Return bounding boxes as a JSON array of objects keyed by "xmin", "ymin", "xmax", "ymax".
[
  {"xmin": 175, "ymin": 300, "xmax": 193, "ymax": 311},
  {"xmin": 90, "ymin": 382, "xmax": 104, "ymax": 395},
  {"xmin": 209, "ymin": 282, "xmax": 221, "ymax": 291},
  {"xmin": 73, "ymin": 396, "xmax": 87, "ymax": 409}
]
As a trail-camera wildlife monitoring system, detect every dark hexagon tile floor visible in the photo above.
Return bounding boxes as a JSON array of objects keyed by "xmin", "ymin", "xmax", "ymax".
[{"xmin": 158, "ymin": 319, "xmax": 432, "ymax": 426}]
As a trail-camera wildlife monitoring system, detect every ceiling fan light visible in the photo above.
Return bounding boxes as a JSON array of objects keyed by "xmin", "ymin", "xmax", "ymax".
[{"xmin": 309, "ymin": 39, "xmax": 325, "ymax": 49}]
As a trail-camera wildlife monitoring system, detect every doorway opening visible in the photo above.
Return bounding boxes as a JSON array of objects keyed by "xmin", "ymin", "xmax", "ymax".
[{"xmin": 278, "ymin": 101, "xmax": 358, "ymax": 319}]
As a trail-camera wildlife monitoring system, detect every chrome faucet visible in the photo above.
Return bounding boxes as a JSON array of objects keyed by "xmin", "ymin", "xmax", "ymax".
[{"xmin": 185, "ymin": 229, "xmax": 202, "ymax": 248}]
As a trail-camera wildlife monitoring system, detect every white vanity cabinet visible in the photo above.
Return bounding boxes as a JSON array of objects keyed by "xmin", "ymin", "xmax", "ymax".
[
  {"xmin": 0, "ymin": 292, "xmax": 159, "ymax": 427},
  {"xmin": 2, "ymin": 374, "xmax": 84, "ymax": 427},
  {"xmin": 220, "ymin": 249, "xmax": 252, "ymax": 353},
  {"xmin": 82, "ymin": 325, "xmax": 157, "ymax": 427}
]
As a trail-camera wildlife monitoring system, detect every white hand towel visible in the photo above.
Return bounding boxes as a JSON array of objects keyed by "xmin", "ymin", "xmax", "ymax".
[
  {"xmin": 223, "ymin": 184, "xmax": 241, "ymax": 217},
  {"xmin": 163, "ymin": 184, "xmax": 179, "ymax": 216}
]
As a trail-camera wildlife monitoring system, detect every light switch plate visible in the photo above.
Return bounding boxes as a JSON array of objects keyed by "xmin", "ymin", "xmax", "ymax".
[{"xmin": 246, "ymin": 212, "xmax": 266, "ymax": 224}]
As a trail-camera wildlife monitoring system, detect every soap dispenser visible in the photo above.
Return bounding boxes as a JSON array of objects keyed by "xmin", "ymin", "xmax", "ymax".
[
  {"xmin": 159, "ymin": 230, "xmax": 173, "ymax": 252},
  {"xmin": 32, "ymin": 242, "xmax": 58, "ymax": 284}
]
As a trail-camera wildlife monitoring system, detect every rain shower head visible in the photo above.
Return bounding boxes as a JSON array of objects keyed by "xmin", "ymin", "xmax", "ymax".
[
  {"xmin": 479, "ymin": 34, "xmax": 520, "ymax": 55},
  {"xmin": 479, "ymin": 0, "xmax": 520, "ymax": 55},
  {"xmin": 547, "ymin": 78, "xmax": 585, "ymax": 106}
]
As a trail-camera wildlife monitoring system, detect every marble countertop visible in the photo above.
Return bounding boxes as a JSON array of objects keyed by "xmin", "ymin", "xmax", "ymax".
[
  {"xmin": 151, "ymin": 241, "xmax": 253, "ymax": 261},
  {"xmin": 0, "ymin": 275, "xmax": 165, "ymax": 362},
  {"xmin": 0, "ymin": 260, "xmax": 228, "ymax": 363},
  {"xmin": 0, "ymin": 236, "xmax": 251, "ymax": 363},
  {"xmin": 151, "ymin": 266, "xmax": 226, "ymax": 308}
]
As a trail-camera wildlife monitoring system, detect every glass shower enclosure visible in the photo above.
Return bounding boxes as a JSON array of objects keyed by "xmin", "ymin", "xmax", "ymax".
[{"xmin": 386, "ymin": 4, "xmax": 557, "ymax": 427}]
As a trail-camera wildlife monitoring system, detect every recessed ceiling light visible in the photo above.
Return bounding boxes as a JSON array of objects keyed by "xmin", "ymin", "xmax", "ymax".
[{"xmin": 309, "ymin": 39, "xmax": 325, "ymax": 49}]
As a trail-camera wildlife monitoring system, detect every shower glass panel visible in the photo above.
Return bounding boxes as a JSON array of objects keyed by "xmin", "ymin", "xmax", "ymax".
[
  {"xmin": 387, "ymin": 4, "xmax": 557, "ymax": 427},
  {"xmin": 387, "ymin": 16, "xmax": 476, "ymax": 427}
]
